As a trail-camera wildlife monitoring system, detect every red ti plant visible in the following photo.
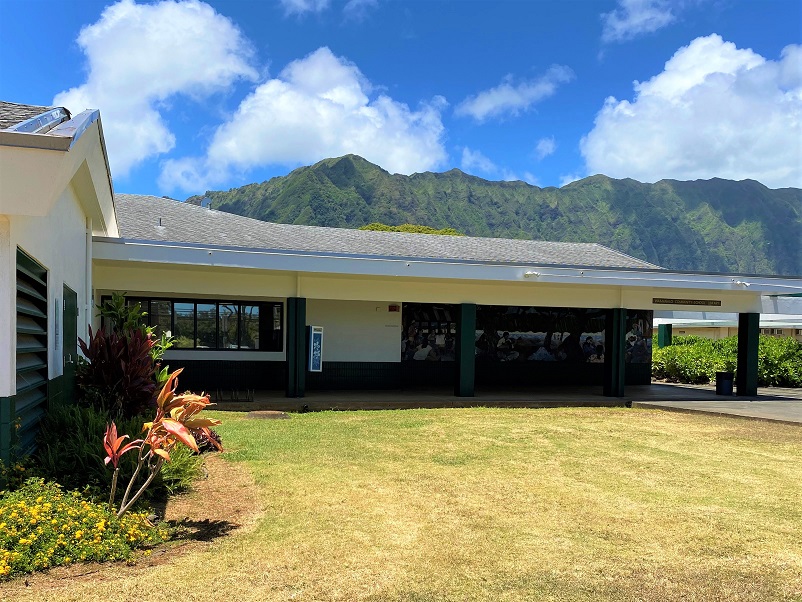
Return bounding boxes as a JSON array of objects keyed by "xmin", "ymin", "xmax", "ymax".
[
  {"xmin": 104, "ymin": 368, "xmax": 222, "ymax": 517},
  {"xmin": 103, "ymin": 423, "xmax": 142, "ymax": 511}
]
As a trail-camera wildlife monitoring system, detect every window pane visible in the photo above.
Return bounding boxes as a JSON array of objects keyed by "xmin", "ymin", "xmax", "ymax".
[
  {"xmin": 240, "ymin": 305, "xmax": 259, "ymax": 349},
  {"xmin": 150, "ymin": 300, "xmax": 172, "ymax": 338},
  {"xmin": 196, "ymin": 303, "xmax": 216, "ymax": 348},
  {"xmin": 218, "ymin": 303, "xmax": 238, "ymax": 349},
  {"xmin": 267, "ymin": 303, "xmax": 283, "ymax": 351},
  {"xmin": 174, "ymin": 303, "xmax": 195, "ymax": 348}
]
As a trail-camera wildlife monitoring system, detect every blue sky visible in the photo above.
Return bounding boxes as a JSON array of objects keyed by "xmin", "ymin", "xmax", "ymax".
[{"xmin": 1, "ymin": 0, "xmax": 800, "ymax": 197}]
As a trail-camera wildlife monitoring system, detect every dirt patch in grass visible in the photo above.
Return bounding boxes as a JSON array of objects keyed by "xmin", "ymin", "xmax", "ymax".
[
  {"xmin": 0, "ymin": 452, "xmax": 261, "ymax": 600},
  {"xmin": 246, "ymin": 410, "xmax": 291, "ymax": 420}
]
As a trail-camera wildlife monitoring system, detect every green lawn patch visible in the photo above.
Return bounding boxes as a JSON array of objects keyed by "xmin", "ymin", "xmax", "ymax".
[{"xmin": 2, "ymin": 407, "xmax": 800, "ymax": 601}]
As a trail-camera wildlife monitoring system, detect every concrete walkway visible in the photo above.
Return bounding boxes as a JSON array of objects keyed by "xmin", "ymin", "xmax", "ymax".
[
  {"xmin": 632, "ymin": 384, "xmax": 802, "ymax": 425},
  {"xmin": 211, "ymin": 382, "xmax": 802, "ymax": 424}
]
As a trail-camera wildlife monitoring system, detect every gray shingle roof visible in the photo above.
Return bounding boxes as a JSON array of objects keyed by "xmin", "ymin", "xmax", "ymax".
[
  {"xmin": 114, "ymin": 193, "xmax": 662, "ymax": 270},
  {"xmin": 0, "ymin": 101, "xmax": 53, "ymax": 130}
]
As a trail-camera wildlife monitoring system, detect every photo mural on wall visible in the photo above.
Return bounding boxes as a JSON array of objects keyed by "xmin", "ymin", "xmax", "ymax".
[
  {"xmin": 401, "ymin": 303, "xmax": 652, "ymax": 364},
  {"xmin": 475, "ymin": 306, "xmax": 608, "ymax": 363},
  {"xmin": 624, "ymin": 309, "xmax": 653, "ymax": 364},
  {"xmin": 401, "ymin": 303, "xmax": 457, "ymax": 361}
]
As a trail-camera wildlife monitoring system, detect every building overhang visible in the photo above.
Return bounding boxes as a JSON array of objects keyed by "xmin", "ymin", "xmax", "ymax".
[
  {"xmin": 92, "ymin": 237, "xmax": 802, "ymax": 311},
  {"xmin": 0, "ymin": 110, "xmax": 117, "ymax": 236}
]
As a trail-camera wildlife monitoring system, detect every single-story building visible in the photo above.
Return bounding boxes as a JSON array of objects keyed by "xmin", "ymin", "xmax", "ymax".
[{"xmin": 2, "ymin": 101, "xmax": 801, "ymax": 461}]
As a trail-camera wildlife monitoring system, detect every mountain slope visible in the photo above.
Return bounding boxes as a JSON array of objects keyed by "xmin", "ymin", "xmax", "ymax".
[{"xmin": 186, "ymin": 155, "xmax": 802, "ymax": 275}]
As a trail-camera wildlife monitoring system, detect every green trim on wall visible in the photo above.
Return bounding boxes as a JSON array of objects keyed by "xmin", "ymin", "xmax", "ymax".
[
  {"xmin": 657, "ymin": 324, "xmax": 673, "ymax": 348},
  {"xmin": 455, "ymin": 303, "xmax": 476, "ymax": 397},
  {"xmin": 604, "ymin": 308, "xmax": 627, "ymax": 397},
  {"xmin": 0, "ymin": 396, "xmax": 13, "ymax": 465},
  {"xmin": 285, "ymin": 297, "xmax": 307, "ymax": 398},
  {"xmin": 737, "ymin": 313, "xmax": 760, "ymax": 396}
]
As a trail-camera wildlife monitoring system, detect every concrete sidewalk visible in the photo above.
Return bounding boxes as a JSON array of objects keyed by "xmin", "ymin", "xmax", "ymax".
[
  {"xmin": 632, "ymin": 384, "xmax": 802, "ymax": 425},
  {"xmin": 632, "ymin": 399, "xmax": 802, "ymax": 425}
]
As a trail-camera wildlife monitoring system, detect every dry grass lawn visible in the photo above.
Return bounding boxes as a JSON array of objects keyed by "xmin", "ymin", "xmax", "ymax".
[{"xmin": 2, "ymin": 407, "xmax": 800, "ymax": 601}]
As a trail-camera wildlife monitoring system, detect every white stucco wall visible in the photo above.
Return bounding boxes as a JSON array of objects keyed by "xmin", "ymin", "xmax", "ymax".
[
  {"xmin": 8, "ymin": 185, "xmax": 91, "ymax": 385},
  {"xmin": 307, "ymin": 299, "xmax": 403, "ymax": 362},
  {"xmin": 0, "ymin": 217, "xmax": 13, "ymax": 396}
]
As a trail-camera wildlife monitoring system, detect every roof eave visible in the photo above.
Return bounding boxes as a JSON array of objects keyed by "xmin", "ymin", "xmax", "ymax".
[{"xmin": 91, "ymin": 236, "xmax": 802, "ymax": 296}]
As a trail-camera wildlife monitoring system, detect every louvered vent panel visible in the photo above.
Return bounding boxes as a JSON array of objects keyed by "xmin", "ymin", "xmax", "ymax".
[{"xmin": 16, "ymin": 249, "xmax": 48, "ymax": 456}]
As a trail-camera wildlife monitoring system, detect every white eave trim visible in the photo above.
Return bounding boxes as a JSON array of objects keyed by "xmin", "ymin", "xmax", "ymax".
[
  {"xmin": 92, "ymin": 237, "xmax": 802, "ymax": 295},
  {"xmin": 0, "ymin": 109, "xmax": 100, "ymax": 151}
]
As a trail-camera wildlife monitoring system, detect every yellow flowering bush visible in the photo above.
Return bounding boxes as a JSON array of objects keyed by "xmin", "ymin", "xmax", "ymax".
[{"xmin": 0, "ymin": 478, "xmax": 167, "ymax": 580}]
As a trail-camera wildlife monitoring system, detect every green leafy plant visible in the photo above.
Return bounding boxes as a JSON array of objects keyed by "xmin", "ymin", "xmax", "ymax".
[
  {"xmin": 0, "ymin": 478, "xmax": 166, "ymax": 580},
  {"xmin": 34, "ymin": 404, "xmax": 201, "ymax": 499},
  {"xmin": 653, "ymin": 335, "xmax": 801, "ymax": 387}
]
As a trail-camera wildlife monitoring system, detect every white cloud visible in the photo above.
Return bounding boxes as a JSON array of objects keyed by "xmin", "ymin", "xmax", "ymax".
[
  {"xmin": 560, "ymin": 173, "xmax": 584, "ymax": 187},
  {"xmin": 343, "ymin": 0, "xmax": 378, "ymax": 20},
  {"xmin": 461, "ymin": 147, "xmax": 497, "ymax": 174},
  {"xmin": 279, "ymin": 0, "xmax": 330, "ymax": 15},
  {"xmin": 534, "ymin": 136, "xmax": 556, "ymax": 160},
  {"xmin": 581, "ymin": 35, "xmax": 802, "ymax": 188},
  {"xmin": 160, "ymin": 47, "xmax": 448, "ymax": 192},
  {"xmin": 53, "ymin": 0, "xmax": 257, "ymax": 177},
  {"xmin": 460, "ymin": 147, "xmax": 539, "ymax": 185},
  {"xmin": 601, "ymin": 0, "xmax": 676, "ymax": 43},
  {"xmin": 455, "ymin": 65, "xmax": 574, "ymax": 122}
]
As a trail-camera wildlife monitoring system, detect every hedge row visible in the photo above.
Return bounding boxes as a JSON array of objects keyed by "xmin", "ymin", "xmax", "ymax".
[{"xmin": 652, "ymin": 335, "xmax": 802, "ymax": 387}]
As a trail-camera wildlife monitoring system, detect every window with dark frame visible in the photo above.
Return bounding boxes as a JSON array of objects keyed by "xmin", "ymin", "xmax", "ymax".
[{"xmin": 101, "ymin": 296, "xmax": 283, "ymax": 351}]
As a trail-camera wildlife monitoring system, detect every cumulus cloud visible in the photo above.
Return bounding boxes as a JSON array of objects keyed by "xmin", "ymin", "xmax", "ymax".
[
  {"xmin": 534, "ymin": 136, "xmax": 556, "ymax": 160},
  {"xmin": 461, "ymin": 147, "xmax": 498, "ymax": 175},
  {"xmin": 279, "ymin": 0, "xmax": 330, "ymax": 15},
  {"xmin": 160, "ymin": 47, "xmax": 448, "ymax": 192},
  {"xmin": 601, "ymin": 0, "xmax": 675, "ymax": 43},
  {"xmin": 581, "ymin": 34, "xmax": 802, "ymax": 188},
  {"xmin": 53, "ymin": 0, "xmax": 257, "ymax": 177},
  {"xmin": 455, "ymin": 65, "xmax": 574, "ymax": 122}
]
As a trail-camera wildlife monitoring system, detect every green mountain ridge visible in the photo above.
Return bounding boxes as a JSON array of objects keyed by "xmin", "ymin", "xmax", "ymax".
[{"xmin": 186, "ymin": 154, "xmax": 802, "ymax": 275}]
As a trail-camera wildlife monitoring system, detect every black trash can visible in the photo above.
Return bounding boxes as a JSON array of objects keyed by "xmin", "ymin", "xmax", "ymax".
[{"xmin": 715, "ymin": 371, "xmax": 734, "ymax": 396}]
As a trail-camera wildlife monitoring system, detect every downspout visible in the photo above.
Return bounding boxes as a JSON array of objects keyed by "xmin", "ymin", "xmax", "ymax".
[{"xmin": 85, "ymin": 218, "xmax": 92, "ymax": 339}]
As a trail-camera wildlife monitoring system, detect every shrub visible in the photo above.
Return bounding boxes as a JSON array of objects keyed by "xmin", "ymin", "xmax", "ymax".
[
  {"xmin": 34, "ymin": 404, "xmax": 202, "ymax": 499},
  {"xmin": 359, "ymin": 222, "xmax": 464, "ymax": 236},
  {"xmin": 195, "ymin": 428, "xmax": 223, "ymax": 454},
  {"xmin": 0, "ymin": 478, "xmax": 167, "ymax": 580},
  {"xmin": 77, "ymin": 293, "xmax": 175, "ymax": 419},
  {"xmin": 652, "ymin": 335, "xmax": 802, "ymax": 387},
  {"xmin": 757, "ymin": 336, "xmax": 802, "ymax": 387},
  {"xmin": 78, "ymin": 326, "xmax": 156, "ymax": 419}
]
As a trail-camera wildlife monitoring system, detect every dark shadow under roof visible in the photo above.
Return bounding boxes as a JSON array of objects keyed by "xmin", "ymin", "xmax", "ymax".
[{"xmin": 113, "ymin": 194, "xmax": 663, "ymax": 270}]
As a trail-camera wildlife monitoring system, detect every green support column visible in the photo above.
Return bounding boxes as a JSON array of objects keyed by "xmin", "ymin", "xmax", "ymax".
[
  {"xmin": 603, "ymin": 308, "xmax": 626, "ymax": 397},
  {"xmin": 657, "ymin": 324, "xmax": 673, "ymax": 348},
  {"xmin": 285, "ymin": 297, "xmax": 307, "ymax": 398},
  {"xmin": 455, "ymin": 303, "xmax": 477, "ymax": 397},
  {"xmin": 736, "ymin": 312, "xmax": 759, "ymax": 396}
]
